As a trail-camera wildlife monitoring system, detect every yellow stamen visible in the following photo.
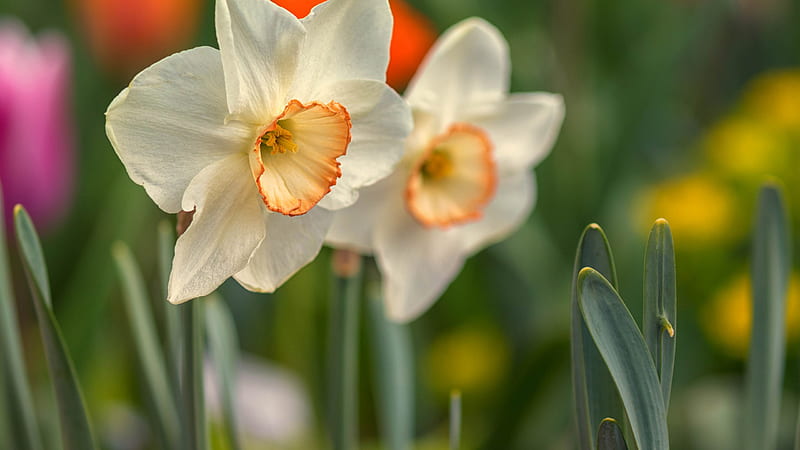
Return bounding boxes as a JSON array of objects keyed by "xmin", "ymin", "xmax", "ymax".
[
  {"xmin": 260, "ymin": 122, "xmax": 298, "ymax": 155},
  {"xmin": 421, "ymin": 149, "xmax": 453, "ymax": 180}
]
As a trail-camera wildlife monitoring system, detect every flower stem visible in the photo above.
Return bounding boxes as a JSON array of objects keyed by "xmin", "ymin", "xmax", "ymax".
[
  {"xmin": 328, "ymin": 249, "xmax": 363, "ymax": 450},
  {"xmin": 180, "ymin": 300, "xmax": 205, "ymax": 450},
  {"xmin": 365, "ymin": 261, "xmax": 414, "ymax": 450}
]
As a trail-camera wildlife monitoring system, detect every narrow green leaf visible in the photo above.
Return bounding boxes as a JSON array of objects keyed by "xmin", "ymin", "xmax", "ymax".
[
  {"xmin": 112, "ymin": 242, "xmax": 179, "ymax": 448},
  {"xmin": 571, "ymin": 223, "xmax": 624, "ymax": 449},
  {"xmin": 597, "ymin": 418, "xmax": 628, "ymax": 450},
  {"xmin": 179, "ymin": 300, "xmax": 206, "ymax": 450},
  {"xmin": 745, "ymin": 184, "xmax": 790, "ymax": 450},
  {"xmin": 328, "ymin": 250, "xmax": 362, "ymax": 450},
  {"xmin": 0, "ymin": 185, "xmax": 42, "ymax": 450},
  {"xmin": 205, "ymin": 295, "xmax": 242, "ymax": 450},
  {"xmin": 364, "ymin": 263, "xmax": 413, "ymax": 450},
  {"xmin": 643, "ymin": 219, "xmax": 677, "ymax": 410},
  {"xmin": 450, "ymin": 390, "xmax": 462, "ymax": 450},
  {"xmin": 578, "ymin": 268, "xmax": 669, "ymax": 450},
  {"xmin": 13, "ymin": 205, "xmax": 97, "ymax": 450}
]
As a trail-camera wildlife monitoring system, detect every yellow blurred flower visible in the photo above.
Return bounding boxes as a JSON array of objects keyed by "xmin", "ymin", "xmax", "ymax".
[
  {"xmin": 743, "ymin": 69, "xmax": 800, "ymax": 131},
  {"xmin": 424, "ymin": 326, "xmax": 509, "ymax": 395},
  {"xmin": 636, "ymin": 173, "xmax": 737, "ymax": 246},
  {"xmin": 703, "ymin": 116, "xmax": 788, "ymax": 177},
  {"xmin": 703, "ymin": 272, "xmax": 800, "ymax": 357}
]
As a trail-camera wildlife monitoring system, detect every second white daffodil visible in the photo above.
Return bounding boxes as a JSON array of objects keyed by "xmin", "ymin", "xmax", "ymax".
[
  {"xmin": 106, "ymin": 0, "xmax": 411, "ymax": 303},
  {"xmin": 327, "ymin": 18, "xmax": 565, "ymax": 322}
]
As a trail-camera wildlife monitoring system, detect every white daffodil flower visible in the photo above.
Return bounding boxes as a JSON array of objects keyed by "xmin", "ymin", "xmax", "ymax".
[
  {"xmin": 106, "ymin": 0, "xmax": 412, "ymax": 304},
  {"xmin": 326, "ymin": 18, "xmax": 565, "ymax": 322}
]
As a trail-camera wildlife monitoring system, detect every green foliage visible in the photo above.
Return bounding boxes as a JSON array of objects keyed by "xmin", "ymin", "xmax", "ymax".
[
  {"xmin": 597, "ymin": 418, "xmax": 628, "ymax": 450},
  {"xmin": 745, "ymin": 184, "xmax": 791, "ymax": 450},
  {"xmin": 14, "ymin": 205, "xmax": 97, "ymax": 450},
  {"xmin": 206, "ymin": 295, "xmax": 242, "ymax": 450},
  {"xmin": 578, "ymin": 268, "xmax": 669, "ymax": 450},
  {"xmin": 571, "ymin": 224, "xmax": 624, "ymax": 448}
]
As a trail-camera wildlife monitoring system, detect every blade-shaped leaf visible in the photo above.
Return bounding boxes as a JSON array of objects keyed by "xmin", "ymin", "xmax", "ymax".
[
  {"xmin": 0, "ymin": 185, "xmax": 42, "ymax": 449},
  {"xmin": 179, "ymin": 300, "xmax": 206, "ymax": 450},
  {"xmin": 364, "ymin": 263, "xmax": 413, "ymax": 450},
  {"xmin": 450, "ymin": 390, "xmax": 462, "ymax": 450},
  {"xmin": 112, "ymin": 242, "xmax": 179, "ymax": 448},
  {"xmin": 205, "ymin": 295, "xmax": 242, "ymax": 450},
  {"xmin": 578, "ymin": 268, "xmax": 669, "ymax": 450},
  {"xmin": 746, "ymin": 184, "xmax": 790, "ymax": 450},
  {"xmin": 157, "ymin": 221, "xmax": 182, "ymax": 407},
  {"xmin": 597, "ymin": 418, "xmax": 628, "ymax": 450},
  {"xmin": 643, "ymin": 219, "xmax": 677, "ymax": 409},
  {"xmin": 13, "ymin": 205, "xmax": 97, "ymax": 450},
  {"xmin": 571, "ymin": 223, "xmax": 624, "ymax": 448}
]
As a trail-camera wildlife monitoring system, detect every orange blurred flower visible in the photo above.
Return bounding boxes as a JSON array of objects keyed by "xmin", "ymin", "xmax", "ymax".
[
  {"xmin": 273, "ymin": 0, "xmax": 437, "ymax": 89},
  {"xmin": 70, "ymin": 0, "xmax": 203, "ymax": 78}
]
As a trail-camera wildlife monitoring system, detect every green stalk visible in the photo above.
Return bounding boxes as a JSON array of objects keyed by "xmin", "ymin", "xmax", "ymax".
[
  {"xmin": 180, "ymin": 300, "xmax": 206, "ymax": 450},
  {"xmin": 157, "ymin": 221, "xmax": 182, "ymax": 407},
  {"xmin": 328, "ymin": 249, "xmax": 363, "ymax": 450},
  {"xmin": 450, "ymin": 390, "xmax": 462, "ymax": 450},
  {"xmin": 364, "ymin": 262, "xmax": 413, "ymax": 450},
  {"xmin": 0, "ymin": 183, "xmax": 42, "ymax": 449}
]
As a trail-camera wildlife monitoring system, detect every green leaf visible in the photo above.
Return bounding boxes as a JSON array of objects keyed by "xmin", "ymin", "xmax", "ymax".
[
  {"xmin": 643, "ymin": 219, "xmax": 677, "ymax": 409},
  {"xmin": 205, "ymin": 295, "xmax": 242, "ymax": 450},
  {"xmin": 13, "ymin": 205, "xmax": 97, "ymax": 450},
  {"xmin": 745, "ymin": 184, "xmax": 790, "ymax": 450},
  {"xmin": 112, "ymin": 241, "xmax": 179, "ymax": 448},
  {"xmin": 578, "ymin": 268, "xmax": 669, "ymax": 450},
  {"xmin": 0, "ymin": 185, "xmax": 42, "ymax": 450},
  {"xmin": 328, "ymin": 250, "xmax": 363, "ymax": 450},
  {"xmin": 597, "ymin": 418, "xmax": 628, "ymax": 450},
  {"xmin": 571, "ymin": 223, "xmax": 624, "ymax": 449},
  {"xmin": 364, "ymin": 263, "xmax": 413, "ymax": 450}
]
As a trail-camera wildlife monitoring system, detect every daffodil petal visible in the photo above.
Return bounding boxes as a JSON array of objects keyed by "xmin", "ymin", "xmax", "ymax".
[
  {"xmin": 234, "ymin": 207, "xmax": 333, "ymax": 292},
  {"xmin": 291, "ymin": 0, "xmax": 392, "ymax": 99},
  {"xmin": 325, "ymin": 171, "xmax": 404, "ymax": 253},
  {"xmin": 374, "ymin": 205, "xmax": 468, "ymax": 322},
  {"xmin": 105, "ymin": 46, "xmax": 254, "ymax": 213},
  {"xmin": 216, "ymin": 0, "xmax": 306, "ymax": 122},
  {"xmin": 467, "ymin": 93, "xmax": 564, "ymax": 171},
  {"xmin": 315, "ymin": 79, "xmax": 412, "ymax": 210},
  {"xmin": 168, "ymin": 153, "xmax": 266, "ymax": 303},
  {"xmin": 454, "ymin": 170, "xmax": 536, "ymax": 254},
  {"xmin": 405, "ymin": 18, "xmax": 509, "ymax": 125}
]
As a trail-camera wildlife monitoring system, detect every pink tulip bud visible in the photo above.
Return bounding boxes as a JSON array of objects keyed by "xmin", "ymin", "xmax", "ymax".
[{"xmin": 0, "ymin": 21, "xmax": 74, "ymax": 231}]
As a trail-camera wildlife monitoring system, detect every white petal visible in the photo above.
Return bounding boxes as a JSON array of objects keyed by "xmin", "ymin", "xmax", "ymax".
[
  {"xmin": 325, "ymin": 171, "xmax": 405, "ymax": 254},
  {"xmin": 315, "ymin": 79, "xmax": 412, "ymax": 210},
  {"xmin": 454, "ymin": 170, "xmax": 536, "ymax": 255},
  {"xmin": 216, "ymin": 0, "xmax": 306, "ymax": 122},
  {"xmin": 404, "ymin": 18, "xmax": 509, "ymax": 126},
  {"xmin": 168, "ymin": 154, "xmax": 266, "ymax": 303},
  {"xmin": 290, "ymin": 0, "xmax": 392, "ymax": 99},
  {"xmin": 466, "ymin": 93, "xmax": 564, "ymax": 171},
  {"xmin": 234, "ymin": 207, "xmax": 333, "ymax": 292},
  {"xmin": 373, "ymin": 202, "xmax": 469, "ymax": 322},
  {"xmin": 105, "ymin": 47, "xmax": 254, "ymax": 213}
]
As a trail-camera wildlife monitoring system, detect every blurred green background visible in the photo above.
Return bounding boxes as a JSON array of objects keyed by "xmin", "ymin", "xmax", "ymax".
[{"xmin": 2, "ymin": 0, "xmax": 800, "ymax": 448}]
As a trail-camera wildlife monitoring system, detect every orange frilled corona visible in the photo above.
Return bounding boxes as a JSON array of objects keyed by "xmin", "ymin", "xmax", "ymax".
[
  {"xmin": 273, "ymin": 0, "xmax": 437, "ymax": 89},
  {"xmin": 70, "ymin": 0, "xmax": 203, "ymax": 78}
]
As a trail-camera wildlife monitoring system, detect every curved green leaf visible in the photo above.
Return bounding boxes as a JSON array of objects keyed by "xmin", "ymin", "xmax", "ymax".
[
  {"xmin": 0, "ymin": 185, "xmax": 42, "ymax": 449},
  {"xmin": 13, "ymin": 205, "xmax": 97, "ymax": 450},
  {"xmin": 112, "ymin": 242, "xmax": 179, "ymax": 448},
  {"xmin": 571, "ymin": 223, "xmax": 624, "ymax": 449},
  {"xmin": 746, "ymin": 184, "xmax": 790, "ymax": 450},
  {"xmin": 578, "ymin": 268, "xmax": 669, "ymax": 450},
  {"xmin": 643, "ymin": 219, "xmax": 676, "ymax": 409}
]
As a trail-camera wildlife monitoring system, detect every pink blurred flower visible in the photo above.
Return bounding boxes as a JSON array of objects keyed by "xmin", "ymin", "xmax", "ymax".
[{"xmin": 0, "ymin": 21, "xmax": 74, "ymax": 231}]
